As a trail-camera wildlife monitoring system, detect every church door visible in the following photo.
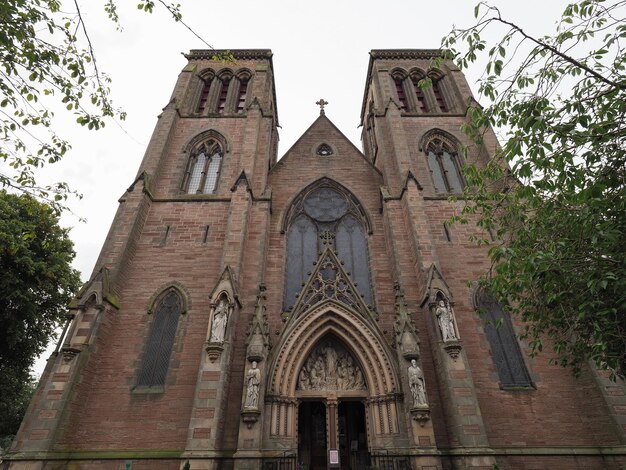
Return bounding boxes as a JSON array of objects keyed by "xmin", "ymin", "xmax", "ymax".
[
  {"xmin": 338, "ymin": 401, "xmax": 368, "ymax": 470},
  {"xmin": 298, "ymin": 401, "xmax": 327, "ymax": 470}
]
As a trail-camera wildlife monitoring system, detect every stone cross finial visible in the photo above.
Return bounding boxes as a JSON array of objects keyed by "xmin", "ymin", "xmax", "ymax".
[{"xmin": 316, "ymin": 98, "xmax": 328, "ymax": 115}]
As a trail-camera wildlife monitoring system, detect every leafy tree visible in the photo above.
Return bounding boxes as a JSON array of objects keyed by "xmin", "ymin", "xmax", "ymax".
[
  {"xmin": 440, "ymin": 0, "xmax": 626, "ymax": 378},
  {"xmin": 0, "ymin": 372, "xmax": 37, "ymax": 450},
  {"xmin": 0, "ymin": 0, "xmax": 228, "ymax": 210},
  {"xmin": 0, "ymin": 191, "xmax": 81, "ymax": 438}
]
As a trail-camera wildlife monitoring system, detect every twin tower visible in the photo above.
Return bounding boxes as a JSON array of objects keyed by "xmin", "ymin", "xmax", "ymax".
[{"xmin": 7, "ymin": 50, "xmax": 626, "ymax": 470}]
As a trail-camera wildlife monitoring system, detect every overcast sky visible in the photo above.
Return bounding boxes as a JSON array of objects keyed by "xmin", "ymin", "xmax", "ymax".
[{"xmin": 31, "ymin": 0, "xmax": 569, "ymax": 373}]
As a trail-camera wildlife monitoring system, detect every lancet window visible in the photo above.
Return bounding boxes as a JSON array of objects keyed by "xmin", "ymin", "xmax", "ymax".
[
  {"xmin": 475, "ymin": 290, "xmax": 533, "ymax": 388},
  {"xmin": 182, "ymin": 139, "xmax": 223, "ymax": 194},
  {"xmin": 425, "ymin": 136, "xmax": 464, "ymax": 193},
  {"xmin": 193, "ymin": 69, "xmax": 252, "ymax": 115},
  {"xmin": 137, "ymin": 289, "xmax": 183, "ymax": 388},
  {"xmin": 196, "ymin": 77, "xmax": 212, "ymax": 114},
  {"xmin": 390, "ymin": 68, "xmax": 453, "ymax": 114},
  {"xmin": 284, "ymin": 182, "xmax": 372, "ymax": 310}
]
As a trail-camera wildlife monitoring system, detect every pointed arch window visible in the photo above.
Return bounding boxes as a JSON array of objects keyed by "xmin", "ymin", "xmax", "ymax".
[
  {"xmin": 217, "ymin": 76, "xmax": 231, "ymax": 114},
  {"xmin": 284, "ymin": 183, "xmax": 372, "ymax": 310},
  {"xmin": 137, "ymin": 289, "xmax": 183, "ymax": 388},
  {"xmin": 393, "ymin": 75, "xmax": 408, "ymax": 111},
  {"xmin": 236, "ymin": 76, "xmax": 249, "ymax": 113},
  {"xmin": 183, "ymin": 139, "xmax": 223, "ymax": 194},
  {"xmin": 410, "ymin": 75, "xmax": 429, "ymax": 112},
  {"xmin": 432, "ymin": 80, "xmax": 448, "ymax": 112},
  {"xmin": 196, "ymin": 77, "xmax": 212, "ymax": 114},
  {"xmin": 425, "ymin": 137, "xmax": 464, "ymax": 193},
  {"xmin": 475, "ymin": 290, "xmax": 533, "ymax": 388}
]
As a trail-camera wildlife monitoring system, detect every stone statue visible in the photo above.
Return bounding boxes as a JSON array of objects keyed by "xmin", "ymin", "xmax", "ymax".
[
  {"xmin": 245, "ymin": 361, "xmax": 261, "ymax": 408},
  {"xmin": 408, "ymin": 359, "xmax": 426, "ymax": 407},
  {"xmin": 436, "ymin": 300, "xmax": 456, "ymax": 342},
  {"xmin": 210, "ymin": 298, "xmax": 229, "ymax": 343}
]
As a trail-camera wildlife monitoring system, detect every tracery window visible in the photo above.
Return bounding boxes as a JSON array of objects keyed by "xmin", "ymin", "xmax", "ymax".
[
  {"xmin": 425, "ymin": 136, "xmax": 464, "ymax": 193},
  {"xmin": 316, "ymin": 143, "xmax": 333, "ymax": 156},
  {"xmin": 183, "ymin": 139, "xmax": 223, "ymax": 194},
  {"xmin": 284, "ymin": 182, "xmax": 372, "ymax": 310},
  {"xmin": 475, "ymin": 290, "xmax": 533, "ymax": 388},
  {"xmin": 137, "ymin": 289, "xmax": 183, "ymax": 388}
]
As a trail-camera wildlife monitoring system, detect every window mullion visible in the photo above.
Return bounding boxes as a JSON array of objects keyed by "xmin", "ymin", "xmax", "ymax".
[
  {"xmin": 199, "ymin": 151, "xmax": 210, "ymax": 193},
  {"xmin": 437, "ymin": 153, "xmax": 451, "ymax": 192}
]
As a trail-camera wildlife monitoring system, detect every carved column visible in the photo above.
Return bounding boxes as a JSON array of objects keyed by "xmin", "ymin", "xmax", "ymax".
[{"xmin": 326, "ymin": 395, "xmax": 339, "ymax": 451}]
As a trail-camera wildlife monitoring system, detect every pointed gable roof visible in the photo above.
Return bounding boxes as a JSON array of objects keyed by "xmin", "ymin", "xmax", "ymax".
[{"xmin": 270, "ymin": 114, "xmax": 381, "ymax": 176}]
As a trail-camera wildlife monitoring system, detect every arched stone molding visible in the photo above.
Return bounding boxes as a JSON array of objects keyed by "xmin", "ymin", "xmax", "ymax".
[
  {"xmin": 183, "ymin": 129, "xmax": 230, "ymax": 155},
  {"xmin": 217, "ymin": 68, "xmax": 234, "ymax": 81},
  {"xmin": 266, "ymin": 300, "xmax": 401, "ymax": 440},
  {"xmin": 280, "ymin": 177, "xmax": 373, "ymax": 234},
  {"xmin": 426, "ymin": 68, "xmax": 445, "ymax": 81},
  {"xmin": 418, "ymin": 128, "xmax": 462, "ymax": 154},
  {"xmin": 145, "ymin": 281, "xmax": 191, "ymax": 315},
  {"xmin": 197, "ymin": 68, "xmax": 216, "ymax": 81},
  {"xmin": 235, "ymin": 68, "xmax": 253, "ymax": 81},
  {"xmin": 408, "ymin": 67, "xmax": 427, "ymax": 80},
  {"xmin": 390, "ymin": 67, "xmax": 408, "ymax": 80}
]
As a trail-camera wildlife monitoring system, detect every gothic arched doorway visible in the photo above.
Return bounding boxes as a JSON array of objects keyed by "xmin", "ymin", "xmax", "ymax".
[
  {"xmin": 265, "ymin": 302, "xmax": 401, "ymax": 468},
  {"xmin": 296, "ymin": 336, "xmax": 369, "ymax": 469}
]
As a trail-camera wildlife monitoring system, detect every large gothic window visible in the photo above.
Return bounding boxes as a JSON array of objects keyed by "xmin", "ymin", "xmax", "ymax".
[
  {"xmin": 284, "ymin": 183, "xmax": 372, "ymax": 310},
  {"xmin": 183, "ymin": 139, "xmax": 223, "ymax": 194},
  {"xmin": 425, "ymin": 136, "xmax": 464, "ymax": 193},
  {"xmin": 475, "ymin": 290, "xmax": 533, "ymax": 388},
  {"xmin": 137, "ymin": 289, "xmax": 183, "ymax": 389}
]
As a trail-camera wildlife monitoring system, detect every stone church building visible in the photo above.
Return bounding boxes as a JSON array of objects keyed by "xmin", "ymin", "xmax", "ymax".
[{"xmin": 6, "ymin": 49, "xmax": 626, "ymax": 470}]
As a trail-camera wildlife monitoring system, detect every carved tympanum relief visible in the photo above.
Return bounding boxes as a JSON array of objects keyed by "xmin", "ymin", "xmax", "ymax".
[{"xmin": 297, "ymin": 339, "xmax": 366, "ymax": 391}]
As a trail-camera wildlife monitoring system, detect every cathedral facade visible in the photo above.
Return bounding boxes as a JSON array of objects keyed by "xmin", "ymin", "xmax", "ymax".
[{"xmin": 6, "ymin": 49, "xmax": 626, "ymax": 470}]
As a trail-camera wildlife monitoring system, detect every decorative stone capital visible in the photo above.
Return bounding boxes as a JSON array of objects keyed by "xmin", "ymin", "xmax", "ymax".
[
  {"xmin": 410, "ymin": 406, "xmax": 431, "ymax": 426},
  {"xmin": 61, "ymin": 346, "xmax": 81, "ymax": 362},
  {"xmin": 205, "ymin": 342, "xmax": 224, "ymax": 362},
  {"xmin": 241, "ymin": 409, "xmax": 261, "ymax": 429},
  {"xmin": 443, "ymin": 340, "xmax": 463, "ymax": 360}
]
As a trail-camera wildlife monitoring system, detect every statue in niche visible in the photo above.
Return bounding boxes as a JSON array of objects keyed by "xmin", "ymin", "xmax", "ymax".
[
  {"xmin": 436, "ymin": 299, "xmax": 457, "ymax": 342},
  {"xmin": 209, "ymin": 298, "xmax": 229, "ymax": 343},
  {"xmin": 245, "ymin": 361, "xmax": 261, "ymax": 408},
  {"xmin": 297, "ymin": 339, "xmax": 366, "ymax": 391},
  {"xmin": 408, "ymin": 359, "xmax": 426, "ymax": 407}
]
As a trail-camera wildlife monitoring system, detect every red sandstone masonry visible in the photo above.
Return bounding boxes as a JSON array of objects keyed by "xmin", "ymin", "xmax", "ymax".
[{"xmin": 10, "ymin": 51, "xmax": 626, "ymax": 470}]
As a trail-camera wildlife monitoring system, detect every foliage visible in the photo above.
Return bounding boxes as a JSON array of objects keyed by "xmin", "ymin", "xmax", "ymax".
[
  {"xmin": 0, "ymin": 0, "xmax": 230, "ymax": 211},
  {"xmin": 0, "ymin": 191, "xmax": 81, "ymax": 437},
  {"xmin": 0, "ymin": 371, "xmax": 37, "ymax": 448},
  {"xmin": 441, "ymin": 0, "xmax": 626, "ymax": 378}
]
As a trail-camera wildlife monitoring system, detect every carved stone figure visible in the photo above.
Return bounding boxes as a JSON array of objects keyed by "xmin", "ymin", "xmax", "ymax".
[
  {"xmin": 408, "ymin": 359, "xmax": 426, "ymax": 407},
  {"xmin": 436, "ymin": 299, "xmax": 457, "ymax": 342},
  {"xmin": 210, "ymin": 298, "xmax": 229, "ymax": 343},
  {"xmin": 297, "ymin": 339, "xmax": 366, "ymax": 391},
  {"xmin": 245, "ymin": 361, "xmax": 261, "ymax": 408}
]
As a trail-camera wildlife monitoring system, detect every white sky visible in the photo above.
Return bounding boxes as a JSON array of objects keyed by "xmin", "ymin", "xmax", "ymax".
[{"xmin": 31, "ymin": 0, "xmax": 569, "ymax": 374}]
